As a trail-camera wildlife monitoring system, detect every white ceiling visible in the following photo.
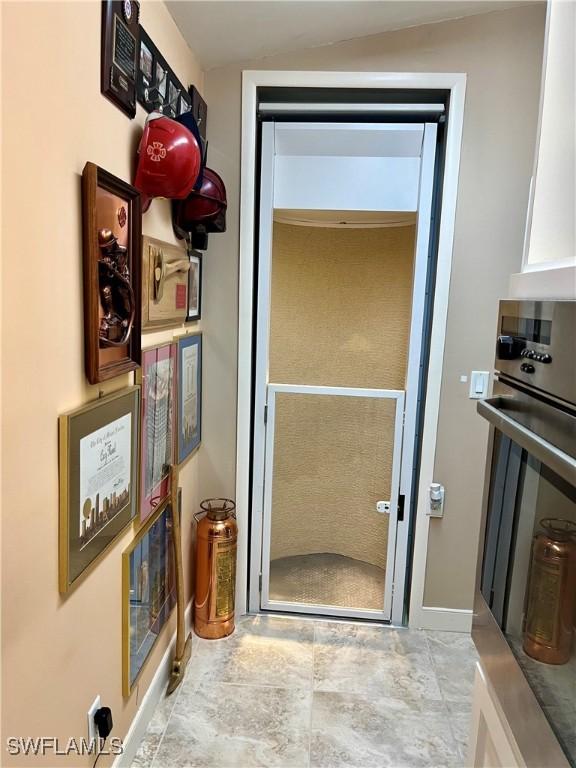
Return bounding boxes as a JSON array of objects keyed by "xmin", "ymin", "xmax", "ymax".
[{"xmin": 167, "ymin": 1, "xmax": 531, "ymax": 71}]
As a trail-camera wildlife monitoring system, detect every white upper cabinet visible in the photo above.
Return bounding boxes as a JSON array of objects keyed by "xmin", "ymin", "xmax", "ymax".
[{"xmin": 524, "ymin": 0, "xmax": 575, "ymax": 269}]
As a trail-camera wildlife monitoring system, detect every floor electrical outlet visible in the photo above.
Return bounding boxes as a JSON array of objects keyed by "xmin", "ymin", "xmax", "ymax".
[{"xmin": 87, "ymin": 695, "xmax": 101, "ymax": 745}]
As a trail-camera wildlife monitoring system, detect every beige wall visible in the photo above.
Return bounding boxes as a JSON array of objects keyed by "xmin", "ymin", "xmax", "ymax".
[
  {"xmin": 203, "ymin": 4, "xmax": 546, "ymax": 611},
  {"xmin": 1, "ymin": 2, "xmax": 204, "ymax": 765}
]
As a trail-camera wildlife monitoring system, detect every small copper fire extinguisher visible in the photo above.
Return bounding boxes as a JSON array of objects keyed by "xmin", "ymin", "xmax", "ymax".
[
  {"xmin": 194, "ymin": 498, "xmax": 237, "ymax": 639},
  {"xmin": 523, "ymin": 518, "xmax": 576, "ymax": 665}
]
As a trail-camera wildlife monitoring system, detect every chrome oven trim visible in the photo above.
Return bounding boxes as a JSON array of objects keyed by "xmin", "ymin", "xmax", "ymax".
[{"xmin": 477, "ymin": 396, "xmax": 576, "ymax": 486}]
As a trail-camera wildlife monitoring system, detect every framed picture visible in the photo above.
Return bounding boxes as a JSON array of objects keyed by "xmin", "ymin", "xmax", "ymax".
[
  {"xmin": 82, "ymin": 162, "xmax": 142, "ymax": 384},
  {"xmin": 177, "ymin": 334, "xmax": 202, "ymax": 464},
  {"xmin": 186, "ymin": 251, "xmax": 202, "ymax": 323},
  {"xmin": 136, "ymin": 343, "xmax": 176, "ymax": 523},
  {"xmin": 122, "ymin": 495, "xmax": 179, "ymax": 697},
  {"xmin": 137, "ymin": 27, "xmax": 188, "ymax": 117},
  {"xmin": 142, "ymin": 236, "xmax": 190, "ymax": 330},
  {"xmin": 59, "ymin": 387, "xmax": 140, "ymax": 594}
]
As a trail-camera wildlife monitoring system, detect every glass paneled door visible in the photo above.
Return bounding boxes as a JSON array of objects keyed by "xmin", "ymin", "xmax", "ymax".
[
  {"xmin": 261, "ymin": 385, "xmax": 405, "ymax": 619},
  {"xmin": 249, "ymin": 120, "xmax": 438, "ymax": 622}
]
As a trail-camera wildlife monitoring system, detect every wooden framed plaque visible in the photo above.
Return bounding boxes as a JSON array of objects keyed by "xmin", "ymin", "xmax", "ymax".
[
  {"xmin": 82, "ymin": 162, "xmax": 142, "ymax": 383},
  {"xmin": 142, "ymin": 236, "xmax": 190, "ymax": 331},
  {"xmin": 101, "ymin": 0, "xmax": 140, "ymax": 118}
]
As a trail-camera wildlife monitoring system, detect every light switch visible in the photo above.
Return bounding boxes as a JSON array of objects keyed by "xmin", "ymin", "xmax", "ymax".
[{"xmin": 469, "ymin": 371, "xmax": 490, "ymax": 399}]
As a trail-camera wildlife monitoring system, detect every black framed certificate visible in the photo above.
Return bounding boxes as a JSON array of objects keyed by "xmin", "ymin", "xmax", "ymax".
[{"xmin": 101, "ymin": 0, "xmax": 140, "ymax": 119}]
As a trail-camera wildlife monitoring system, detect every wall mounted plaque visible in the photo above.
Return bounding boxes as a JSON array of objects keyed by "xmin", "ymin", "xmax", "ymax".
[
  {"xmin": 142, "ymin": 236, "xmax": 190, "ymax": 331},
  {"xmin": 82, "ymin": 162, "xmax": 142, "ymax": 383},
  {"xmin": 101, "ymin": 0, "xmax": 140, "ymax": 118}
]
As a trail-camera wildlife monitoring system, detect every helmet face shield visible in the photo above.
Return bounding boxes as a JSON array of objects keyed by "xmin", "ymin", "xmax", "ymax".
[{"xmin": 134, "ymin": 112, "xmax": 202, "ymax": 208}]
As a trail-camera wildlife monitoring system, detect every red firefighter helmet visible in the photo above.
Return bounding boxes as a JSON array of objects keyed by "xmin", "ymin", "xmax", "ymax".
[
  {"xmin": 172, "ymin": 167, "xmax": 227, "ymax": 241},
  {"xmin": 134, "ymin": 112, "xmax": 201, "ymax": 210}
]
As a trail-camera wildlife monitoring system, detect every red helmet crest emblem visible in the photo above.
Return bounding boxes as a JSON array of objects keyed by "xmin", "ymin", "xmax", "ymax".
[{"xmin": 147, "ymin": 141, "xmax": 167, "ymax": 162}]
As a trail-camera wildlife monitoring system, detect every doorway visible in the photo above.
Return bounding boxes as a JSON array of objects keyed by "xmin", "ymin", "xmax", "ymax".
[
  {"xmin": 236, "ymin": 72, "xmax": 466, "ymax": 628},
  {"xmin": 250, "ymin": 118, "xmax": 438, "ymax": 622}
]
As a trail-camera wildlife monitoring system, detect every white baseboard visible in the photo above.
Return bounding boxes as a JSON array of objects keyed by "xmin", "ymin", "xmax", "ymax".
[
  {"xmin": 113, "ymin": 602, "xmax": 193, "ymax": 768},
  {"xmin": 410, "ymin": 606, "xmax": 473, "ymax": 633}
]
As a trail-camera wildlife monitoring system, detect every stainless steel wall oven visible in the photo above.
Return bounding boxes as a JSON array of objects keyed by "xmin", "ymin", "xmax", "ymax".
[{"xmin": 473, "ymin": 300, "xmax": 576, "ymax": 768}]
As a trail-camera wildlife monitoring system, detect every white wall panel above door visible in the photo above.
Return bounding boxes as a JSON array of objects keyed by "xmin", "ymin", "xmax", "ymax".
[
  {"xmin": 274, "ymin": 155, "xmax": 421, "ymax": 211},
  {"xmin": 274, "ymin": 122, "xmax": 424, "ymax": 157},
  {"xmin": 272, "ymin": 122, "xmax": 424, "ymax": 212}
]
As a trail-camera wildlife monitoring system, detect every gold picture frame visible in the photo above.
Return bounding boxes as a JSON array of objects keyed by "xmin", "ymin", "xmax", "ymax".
[
  {"xmin": 59, "ymin": 387, "xmax": 140, "ymax": 594},
  {"xmin": 122, "ymin": 493, "xmax": 179, "ymax": 697}
]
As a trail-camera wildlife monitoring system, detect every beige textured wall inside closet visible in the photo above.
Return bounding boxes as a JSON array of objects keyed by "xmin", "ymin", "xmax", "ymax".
[
  {"xmin": 268, "ymin": 222, "xmax": 415, "ymax": 568},
  {"xmin": 203, "ymin": 3, "xmax": 547, "ymax": 611},
  {"xmin": 1, "ymin": 2, "xmax": 204, "ymax": 765}
]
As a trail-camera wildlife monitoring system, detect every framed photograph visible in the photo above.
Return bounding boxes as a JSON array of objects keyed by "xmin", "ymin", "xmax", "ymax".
[
  {"xmin": 177, "ymin": 334, "xmax": 202, "ymax": 464},
  {"xmin": 139, "ymin": 39, "xmax": 153, "ymax": 83},
  {"xmin": 186, "ymin": 251, "xmax": 202, "ymax": 323},
  {"xmin": 136, "ymin": 344, "xmax": 176, "ymax": 523},
  {"xmin": 137, "ymin": 26, "xmax": 189, "ymax": 117},
  {"xmin": 122, "ymin": 495, "xmax": 179, "ymax": 697},
  {"xmin": 59, "ymin": 387, "xmax": 140, "ymax": 594},
  {"xmin": 166, "ymin": 80, "xmax": 180, "ymax": 117},
  {"xmin": 82, "ymin": 162, "xmax": 142, "ymax": 384},
  {"xmin": 142, "ymin": 236, "xmax": 190, "ymax": 330}
]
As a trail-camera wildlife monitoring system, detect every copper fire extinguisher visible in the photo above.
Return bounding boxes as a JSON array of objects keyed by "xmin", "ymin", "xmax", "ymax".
[
  {"xmin": 523, "ymin": 518, "xmax": 576, "ymax": 665},
  {"xmin": 194, "ymin": 498, "xmax": 237, "ymax": 639}
]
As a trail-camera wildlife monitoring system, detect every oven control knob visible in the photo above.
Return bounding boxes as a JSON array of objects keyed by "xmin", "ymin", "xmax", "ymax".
[
  {"xmin": 540, "ymin": 353, "xmax": 552, "ymax": 364},
  {"xmin": 521, "ymin": 362, "xmax": 535, "ymax": 373}
]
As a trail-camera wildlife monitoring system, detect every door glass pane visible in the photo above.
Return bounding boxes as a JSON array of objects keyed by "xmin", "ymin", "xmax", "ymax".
[{"xmin": 268, "ymin": 392, "xmax": 398, "ymax": 612}]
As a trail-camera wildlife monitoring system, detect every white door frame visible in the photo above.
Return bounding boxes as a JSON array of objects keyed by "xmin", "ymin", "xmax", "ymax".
[
  {"xmin": 236, "ymin": 70, "xmax": 467, "ymax": 629},
  {"xmin": 261, "ymin": 384, "xmax": 405, "ymax": 621}
]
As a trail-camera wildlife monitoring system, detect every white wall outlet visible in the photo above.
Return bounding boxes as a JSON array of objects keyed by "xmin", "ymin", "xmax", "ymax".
[
  {"xmin": 469, "ymin": 371, "xmax": 490, "ymax": 399},
  {"xmin": 87, "ymin": 695, "xmax": 101, "ymax": 745},
  {"xmin": 376, "ymin": 500, "xmax": 391, "ymax": 514}
]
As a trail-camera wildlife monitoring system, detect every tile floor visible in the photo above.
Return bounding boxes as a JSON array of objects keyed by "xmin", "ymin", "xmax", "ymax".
[{"xmin": 131, "ymin": 615, "xmax": 479, "ymax": 768}]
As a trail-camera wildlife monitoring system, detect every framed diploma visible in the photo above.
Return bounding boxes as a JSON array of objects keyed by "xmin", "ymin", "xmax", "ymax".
[
  {"xmin": 136, "ymin": 344, "xmax": 176, "ymax": 523},
  {"xmin": 122, "ymin": 493, "xmax": 179, "ymax": 697},
  {"xmin": 176, "ymin": 334, "xmax": 202, "ymax": 464},
  {"xmin": 82, "ymin": 162, "xmax": 142, "ymax": 383},
  {"xmin": 101, "ymin": 0, "xmax": 140, "ymax": 118},
  {"xmin": 59, "ymin": 387, "xmax": 140, "ymax": 594}
]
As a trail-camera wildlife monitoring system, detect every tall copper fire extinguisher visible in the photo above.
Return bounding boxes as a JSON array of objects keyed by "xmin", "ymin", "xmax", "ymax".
[
  {"xmin": 194, "ymin": 498, "xmax": 237, "ymax": 639},
  {"xmin": 523, "ymin": 518, "xmax": 576, "ymax": 665}
]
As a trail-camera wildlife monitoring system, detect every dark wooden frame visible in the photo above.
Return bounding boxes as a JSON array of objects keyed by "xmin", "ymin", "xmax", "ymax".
[
  {"xmin": 82, "ymin": 162, "xmax": 142, "ymax": 383},
  {"xmin": 101, "ymin": 1, "xmax": 140, "ymax": 119}
]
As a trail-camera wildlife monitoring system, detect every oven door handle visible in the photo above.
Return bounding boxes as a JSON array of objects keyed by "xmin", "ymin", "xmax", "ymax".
[{"xmin": 478, "ymin": 397, "xmax": 576, "ymax": 486}]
